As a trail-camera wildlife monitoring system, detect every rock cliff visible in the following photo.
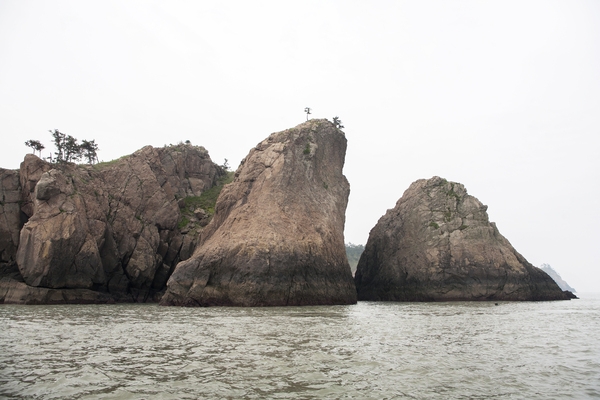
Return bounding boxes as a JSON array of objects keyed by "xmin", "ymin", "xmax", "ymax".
[
  {"xmin": 1, "ymin": 144, "xmax": 226, "ymax": 304},
  {"xmin": 355, "ymin": 176, "xmax": 570, "ymax": 301},
  {"xmin": 0, "ymin": 168, "xmax": 23, "ymax": 278},
  {"xmin": 161, "ymin": 119, "xmax": 357, "ymax": 306}
]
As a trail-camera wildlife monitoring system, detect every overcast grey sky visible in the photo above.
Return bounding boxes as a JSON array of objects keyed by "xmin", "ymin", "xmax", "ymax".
[{"xmin": 1, "ymin": 0, "xmax": 599, "ymax": 291}]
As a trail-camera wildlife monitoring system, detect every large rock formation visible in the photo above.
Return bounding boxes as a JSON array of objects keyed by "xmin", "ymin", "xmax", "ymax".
[
  {"xmin": 0, "ymin": 168, "xmax": 24, "ymax": 278},
  {"xmin": 161, "ymin": 119, "xmax": 357, "ymax": 306},
  {"xmin": 355, "ymin": 176, "xmax": 571, "ymax": 301},
  {"xmin": 1, "ymin": 144, "xmax": 226, "ymax": 304}
]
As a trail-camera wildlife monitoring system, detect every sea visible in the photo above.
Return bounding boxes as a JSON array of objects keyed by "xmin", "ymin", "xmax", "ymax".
[{"xmin": 1, "ymin": 294, "xmax": 599, "ymax": 399}]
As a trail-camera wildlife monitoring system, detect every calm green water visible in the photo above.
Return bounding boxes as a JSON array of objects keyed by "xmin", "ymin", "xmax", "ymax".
[{"xmin": 1, "ymin": 295, "xmax": 599, "ymax": 399}]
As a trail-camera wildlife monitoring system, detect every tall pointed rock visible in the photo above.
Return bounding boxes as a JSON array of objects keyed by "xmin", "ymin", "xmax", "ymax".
[
  {"xmin": 355, "ymin": 176, "xmax": 570, "ymax": 301},
  {"xmin": 161, "ymin": 120, "xmax": 357, "ymax": 306}
]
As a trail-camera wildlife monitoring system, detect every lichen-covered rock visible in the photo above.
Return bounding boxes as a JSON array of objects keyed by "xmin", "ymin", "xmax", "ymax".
[
  {"xmin": 10, "ymin": 144, "xmax": 225, "ymax": 303},
  {"xmin": 161, "ymin": 119, "xmax": 357, "ymax": 306},
  {"xmin": 355, "ymin": 176, "xmax": 570, "ymax": 301}
]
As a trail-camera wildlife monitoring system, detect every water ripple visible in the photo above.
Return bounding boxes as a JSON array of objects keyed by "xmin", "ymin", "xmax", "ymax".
[{"xmin": 1, "ymin": 296, "xmax": 599, "ymax": 399}]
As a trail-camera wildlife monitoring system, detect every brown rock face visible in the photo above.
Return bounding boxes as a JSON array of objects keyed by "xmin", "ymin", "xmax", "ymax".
[
  {"xmin": 0, "ymin": 168, "xmax": 24, "ymax": 276},
  {"xmin": 19, "ymin": 154, "xmax": 52, "ymax": 219},
  {"xmin": 355, "ymin": 176, "xmax": 570, "ymax": 301},
  {"xmin": 161, "ymin": 120, "xmax": 357, "ymax": 306},
  {"xmin": 0, "ymin": 277, "xmax": 115, "ymax": 305},
  {"xmin": 5, "ymin": 144, "xmax": 225, "ymax": 304}
]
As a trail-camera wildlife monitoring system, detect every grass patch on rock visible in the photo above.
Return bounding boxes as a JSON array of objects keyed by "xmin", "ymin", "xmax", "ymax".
[
  {"xmin": 178, "ymin": 171, "xmax": 234, "ymax": 229},
  {"xmin": 93, "ymin": 156, "xmax": 127, "ymax": 170}
]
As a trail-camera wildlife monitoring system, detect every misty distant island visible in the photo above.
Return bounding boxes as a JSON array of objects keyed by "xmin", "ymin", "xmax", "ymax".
[
  {"xmin": 0, "ymin": 120, "xmax": 576, "ymax": 305},
  {"xmin": 539, "ymin": 264, "xmax": 576, "ymax": 293}
]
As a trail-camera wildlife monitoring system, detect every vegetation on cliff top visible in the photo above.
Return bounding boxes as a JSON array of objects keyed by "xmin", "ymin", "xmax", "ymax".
[{"xmin": 25, "ymin": 129, "xmax": 99, "ymax": 164}]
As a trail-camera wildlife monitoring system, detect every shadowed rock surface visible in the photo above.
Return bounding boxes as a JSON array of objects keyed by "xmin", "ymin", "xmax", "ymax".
[
  {"xmin": 1, "ymin": 144, "xmax": 225, "ymax": 304},
  {"xmin": 0, "ymin": 168, "xmax": 24, "ymax": 280},
  {"xmin": 161, "ymin": 119, "xmax": 357, "ymax": 306},
  {"xmin": 355, "ymin": 176, "xmax": 570, "ymax": 301},
  {"xmin": 0, "ymin": 277, "xmax": 116, "ymax": 304}
]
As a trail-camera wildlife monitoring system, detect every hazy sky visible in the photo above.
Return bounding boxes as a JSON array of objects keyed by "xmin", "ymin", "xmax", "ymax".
[{"xmin": 1, "ymin": 1, "xmax": 599, "ymax": 291}]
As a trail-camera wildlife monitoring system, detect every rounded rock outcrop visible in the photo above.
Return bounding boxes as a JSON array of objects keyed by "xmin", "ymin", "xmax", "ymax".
[
  {"xmin": 161, "ymin": 120, "xmax": 357, "ymax": 306},
  {"xmin": 355, "ymin": 176, "xmax": 570, "ymax": 301},
  {"xmin": 4, "ymin": 144, "xmax": 225, "ymax": 304}
]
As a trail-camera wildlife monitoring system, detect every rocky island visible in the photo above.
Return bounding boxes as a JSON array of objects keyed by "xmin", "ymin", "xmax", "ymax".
[
  {"xmin": 161, "ymin": 119, "xmax": 357, "ymax": 306},
  {"xmin": 1, "ymin": 144, "xmax": 227, "ymax": 304},
  {"xmin": 355, "ymin": 176, "xmax": 573, "ymax": 301},
  {"xmin": 1, "ymin": 126, "xmax": 574, "ymax": 305}
]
